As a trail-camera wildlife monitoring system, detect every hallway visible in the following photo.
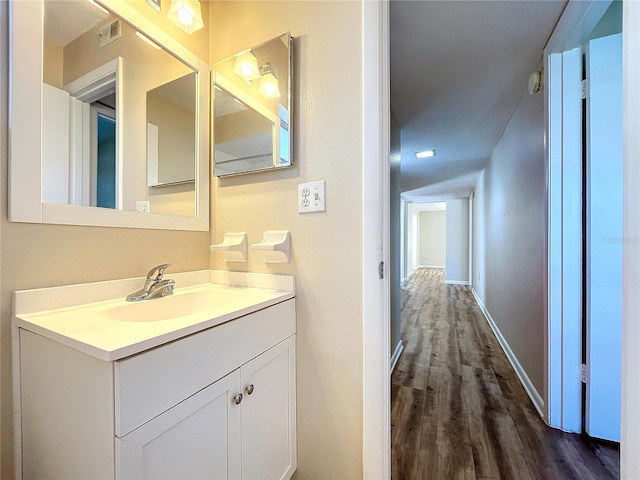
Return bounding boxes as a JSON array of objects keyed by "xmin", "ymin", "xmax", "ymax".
[{"xmin": 391, "ymin": 268, "xmax": 619, "ymax": 480}]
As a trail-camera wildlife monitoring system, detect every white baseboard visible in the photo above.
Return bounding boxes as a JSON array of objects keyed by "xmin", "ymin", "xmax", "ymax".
[
  {"xmin": 390, "ymin": 340, "xmax": 403, "ymax": 375},
  {"xmin": 419, "ymin": 264, "xmax": 445, "ymax": 269},
  {"xmin": 445, "ymin": 279, "xmax": 469, "ymax": 285},
  {"xmin": 470, "ymin": 287, "xmax": 545, "ymax": 418}
]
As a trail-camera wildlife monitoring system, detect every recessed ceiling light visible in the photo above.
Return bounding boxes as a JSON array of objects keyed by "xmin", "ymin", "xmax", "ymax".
[{"xmin": 416, "ymin": 149, "xmax": 436, "ymax": 159}]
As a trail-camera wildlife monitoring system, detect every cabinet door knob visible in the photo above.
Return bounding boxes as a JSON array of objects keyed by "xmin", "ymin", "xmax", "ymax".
[
  {"xmin": 246, "ymin": 384, "xmax": 255, "ymax": 395},
  {"xmin": 233, "ymin": 393, "xmax": 243, "ymax": 405}
]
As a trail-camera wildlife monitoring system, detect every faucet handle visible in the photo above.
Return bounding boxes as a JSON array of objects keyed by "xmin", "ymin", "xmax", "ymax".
[{"xmin": 146, "ymin": 263, "xmax": 171, "ymax": 281}]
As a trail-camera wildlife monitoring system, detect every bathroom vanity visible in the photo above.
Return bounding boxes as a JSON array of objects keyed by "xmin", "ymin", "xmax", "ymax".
[{"xmin": 13, "ymin": 270, "xmax": 296, "ymax": 480}]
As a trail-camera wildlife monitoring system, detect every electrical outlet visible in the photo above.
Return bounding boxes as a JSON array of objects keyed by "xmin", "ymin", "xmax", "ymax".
[
  {"xmin": 136, "ymin": 201, "xmax": 150, "ymax": 213},
  {"xmin": 298, "ymin": 180, "xmax": 326, "ymax": 213}
]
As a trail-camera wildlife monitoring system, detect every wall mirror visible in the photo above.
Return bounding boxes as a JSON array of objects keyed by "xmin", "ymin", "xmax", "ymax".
[
  {"xmin": 213, "ymin": 33, "xmax": 292, "ymax": 177},
  {"xmin": 9, "ymin": 0, "xmax": 209, "ymax": 230}
]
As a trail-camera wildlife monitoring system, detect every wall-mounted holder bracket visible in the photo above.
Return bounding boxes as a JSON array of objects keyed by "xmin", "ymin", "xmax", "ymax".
[
  {"xmin": 251, "ymin": 231, "xmax": 291, "ymax": 263},
  {"xmin": 210, "ymin": 232, "xmax": 247, "ymax": 262}
]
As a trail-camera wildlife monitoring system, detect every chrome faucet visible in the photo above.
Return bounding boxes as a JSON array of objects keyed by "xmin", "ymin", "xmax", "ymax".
[{"xmin": 126, "ymin": 263, "xmax": 175, "ymax": 302}]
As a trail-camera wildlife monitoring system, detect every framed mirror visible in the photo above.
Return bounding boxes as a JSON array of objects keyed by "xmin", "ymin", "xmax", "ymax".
[
  {"xmin": 9, "ymin": 0, "xmax": 209, "ymax": 230},
  {"xmin": 213, "ymin": 33, "xmax": 292, "ymax": 177}
]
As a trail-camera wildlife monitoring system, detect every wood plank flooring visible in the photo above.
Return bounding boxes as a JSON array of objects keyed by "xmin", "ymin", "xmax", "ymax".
[{"xmin": 391, "ymin": 268, "xmax": 619, "ymax": 480}]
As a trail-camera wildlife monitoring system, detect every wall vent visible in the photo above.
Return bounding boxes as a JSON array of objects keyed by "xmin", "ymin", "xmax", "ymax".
[{"xmin": 99, "ymin": 19, "xmax": 122, "ymax": 48}]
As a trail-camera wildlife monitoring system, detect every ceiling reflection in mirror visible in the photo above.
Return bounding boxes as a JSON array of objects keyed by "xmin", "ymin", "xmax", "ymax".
[
  {"xmin": 42, "ymin": 0, "xmax": 197, "ymax": 217},
  {"xmin": 213, "ymin": 33, "xmax": 292, "ymax": 177}
]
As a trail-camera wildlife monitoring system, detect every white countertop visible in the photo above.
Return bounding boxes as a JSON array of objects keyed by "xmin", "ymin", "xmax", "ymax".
[{"xmin": 13, "ymin": 270, "xmax": 295, "ymax": 361}]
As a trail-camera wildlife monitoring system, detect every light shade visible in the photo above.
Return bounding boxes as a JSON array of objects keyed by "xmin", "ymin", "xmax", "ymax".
[
  {"xmin": 258, "ymin": 63, "xmax": 280, "ymax": 99},
  {"xmin": 234, "ymin": 51, "xmax": 260, "ymax": 82},
  {"xmin": 167, "ymin": 0, "xmax": 204, "ymax": 34}
]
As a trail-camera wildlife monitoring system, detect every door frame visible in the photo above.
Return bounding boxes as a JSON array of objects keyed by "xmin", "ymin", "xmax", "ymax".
[
  {"xmin": 361, "ymin": 0, "xmax": 640, "ymax": 476},
  {"xmin": 362, "ymin": 0, "xmax": 640, "ymax": 477},
  {"xmin": 544, "ymin": 0, "xmax": 612, "ymax": 432},
  {"xmin": 362, "ymin": 0, "xmax": 390, "ymax": 478},
  {"xmin": 621, "ymin": 2, "xmax": 640, "ymax": 477}
]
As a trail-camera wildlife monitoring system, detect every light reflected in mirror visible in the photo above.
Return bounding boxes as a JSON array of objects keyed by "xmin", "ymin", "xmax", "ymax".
[
  {"xmin": 42, "ymin": 0, "xmax": 198, "ymax": 217},
  {"xmin": 213, "ymin": 33, "xmax": 292, "ymax": 177}
]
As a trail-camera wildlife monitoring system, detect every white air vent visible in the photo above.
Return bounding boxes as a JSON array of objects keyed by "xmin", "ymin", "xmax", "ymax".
[{"xmin": 99, "ymin": 19, "xmax": 122, "ymax": 48}]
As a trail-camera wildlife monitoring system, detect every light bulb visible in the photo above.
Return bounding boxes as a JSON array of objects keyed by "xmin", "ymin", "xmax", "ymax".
[
  {"xmin": 257, "ymin": 63, "xmax": 280, "ymax": 99},
  {"xmin": 177, "ymin": 7, "xmax": 193, "ymax": 26},
  {"xmin": 168, "ymin": 0, "xmax": 204, "ymax": 34},
  {"xmin": 241, "ymin": 63, "xmax": 253, "ymax": 77},
  {"xmin": 233, "ymin": 51, "xmax": 260, "ymax": 82},
  {"xmin": 259, "ymin": 72, "xmax": 280, "ymax": 99}
]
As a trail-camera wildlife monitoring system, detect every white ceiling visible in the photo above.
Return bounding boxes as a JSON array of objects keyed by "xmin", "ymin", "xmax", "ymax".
[{"xmin": 391, "ymin": 0, "xmax": 567, "ymax": 202}]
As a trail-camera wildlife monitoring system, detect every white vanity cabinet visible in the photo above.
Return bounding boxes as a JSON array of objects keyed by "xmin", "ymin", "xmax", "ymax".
[
  {"xmin": 17, "ymin": 298, "xmax": 296, "ymax": 480},
  {"xmin": 117, "ymin": 336, "xmax": 296, "ymax": 480}
]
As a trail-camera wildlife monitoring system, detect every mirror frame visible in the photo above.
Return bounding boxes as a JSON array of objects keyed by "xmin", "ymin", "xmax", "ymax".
[
  {"xmin": 212, "ymin": 33, "xmax": 293, "ymax": 177},
  {"xmin": 9, "ymin": 0, "xmax": 210, "ymax": 231}
]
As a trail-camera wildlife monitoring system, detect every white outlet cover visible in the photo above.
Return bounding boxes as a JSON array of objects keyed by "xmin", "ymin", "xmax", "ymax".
[
  {"xmin": 298, "ymin": 180, "xmax": 326, "ymax": 213},
  {"xmin": 136, "ymin": 200, "xmax": 150, "ymax": 213}
]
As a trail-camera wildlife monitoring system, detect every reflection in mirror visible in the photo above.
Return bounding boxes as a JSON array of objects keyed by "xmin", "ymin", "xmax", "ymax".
[
  {"xmin": 214, "ymin": 86, "xmax": 275, "ymax": 175},
  {"xmin": 42, "ymin": 0, "xmax": 197, "ymax": 217},
  {"xmin": 213, "ymin": 33, "xmax": 292, "ymax": 177},
  {"xmin": 146, "ymin": 73, "xmax": 196, "ymax": 187}
]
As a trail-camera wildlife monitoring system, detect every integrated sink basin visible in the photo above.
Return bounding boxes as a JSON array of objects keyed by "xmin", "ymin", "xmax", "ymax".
[
  {"xmin": 13, "ymin": 270, "xmax": 296, "ymax": 361},
  {"xmin": 104, "ymin": 288, "xmax": 249, "ymax": 322}
]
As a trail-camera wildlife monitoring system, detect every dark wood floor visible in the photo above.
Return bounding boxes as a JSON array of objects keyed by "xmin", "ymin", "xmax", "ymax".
[{"xmin": 391, "ymin": 268, "xmax": 619, "ymax": 480}]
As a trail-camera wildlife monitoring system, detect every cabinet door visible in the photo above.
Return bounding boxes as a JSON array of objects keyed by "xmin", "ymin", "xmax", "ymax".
[
  {"xmin": 117, "ymin": 370, "xmax": 242, "ymax": 480},
  {"xmin": 241, "ymin": 335, "xmax": 297, "ymax": 480}
]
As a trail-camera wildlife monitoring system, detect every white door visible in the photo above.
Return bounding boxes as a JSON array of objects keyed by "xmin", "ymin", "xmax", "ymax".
[
  {"xmin": 117, "ymin": 371, "xmax": 242, "ymax": 479},
  {"xmin": 585, "ymin": 32, "xmax": 622, "ymax": 442},
  {"xmin": 240, "ymin": 336, "xmax": 297, "ymax": 480},
  {"xmin": 42, "ymin": 83, "xmax": 70, "ymax": 204}
]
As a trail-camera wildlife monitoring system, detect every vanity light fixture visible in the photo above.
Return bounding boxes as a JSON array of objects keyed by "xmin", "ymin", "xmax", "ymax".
[
  {"xmin": 416, "ymin": 149, "xmax": 436, "ymax": 159},
  {"xmin": 258, "ymin": 63, "xmax": 280, "ymax": 99},
  {"xmin": 233, "ymin": 50, "xmax": 261, "ymax": 83},
  {"xmin": 146, "ymin": 0, "xmax": 161, "ymax": 12},
  {"xmin": 167, "ymin": 0, "xmax": 204, "ymax": 34}
]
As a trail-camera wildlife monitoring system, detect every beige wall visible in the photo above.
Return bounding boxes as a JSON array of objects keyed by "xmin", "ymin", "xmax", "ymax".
[
  {"xmin": 147, "ymin": 91, "xmax": 195, "ymax": 186},
  {"xmin": 209, "ymin": 2, "xmax": 364, "ymax": 478},
  {"xmin": 0, "ymin": 3, "xmax": 211, "ymax": 477},
  {"xmin": 419, "ymin": 210, "xmax": 446, "ymax": 267}
]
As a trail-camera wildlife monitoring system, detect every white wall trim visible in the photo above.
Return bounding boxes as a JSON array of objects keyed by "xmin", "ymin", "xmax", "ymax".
[
  {"xmin": 419, "ymin": 264, "xmax": 445, "ymax": 269},
  {"xmin": 361, "ymin": 0, "xmax": 390, "ymax": 478},
  {"xmin": 468, "ymin": 193, "xmax": 474, "ymax": 287},
  {"xmin": 390, "ymin": 341, "xmax": 403, "ymax": 375},
  {"xmin": 471, "ymin": 288, "xmax": 545, "ymax": 418},
  {"xmin": 621, "ymin": 2, "xmax": 640, "ymax": 476},
  {"xmin": 445, "ymin": 280, "xmax": 469, "ymax": 285}
]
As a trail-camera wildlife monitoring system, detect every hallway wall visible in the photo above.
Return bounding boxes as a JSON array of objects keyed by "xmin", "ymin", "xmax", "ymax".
[
  {"xmin": 472, "ymin": 88, "xmax": 546, "ymax": 398},
  {"xmin": 445, "ymin": 198, "xmax": 469, "ymax": 283}
]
